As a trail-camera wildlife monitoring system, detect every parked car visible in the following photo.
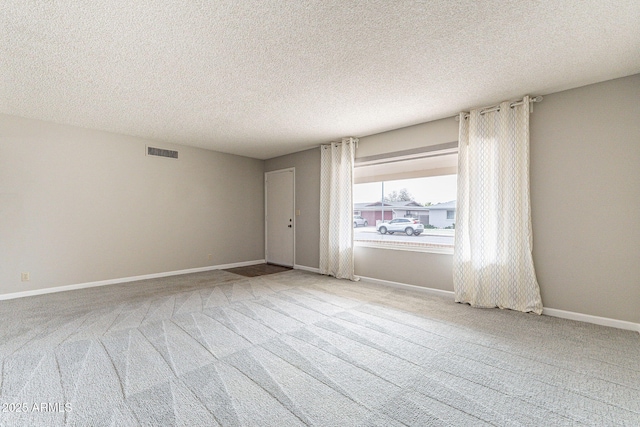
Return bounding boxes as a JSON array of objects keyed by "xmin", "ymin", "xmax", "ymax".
[
  {"xmin": 353, "ymin": 215, "xmax": 368, "ymax": 227},
  {"xmin": 377, "ymin": 218, "xmax": 424, "ymax": 236}
]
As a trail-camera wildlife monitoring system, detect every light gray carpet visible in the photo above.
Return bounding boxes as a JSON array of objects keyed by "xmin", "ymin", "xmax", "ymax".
[{"xmin": 0, "ymin": 269, "xmax": 638, "ymax": 426}]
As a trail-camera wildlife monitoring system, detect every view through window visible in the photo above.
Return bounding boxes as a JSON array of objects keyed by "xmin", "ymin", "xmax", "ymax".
[{"xmin": 354, "ymin": 174, "xmax": 457, "ymax": 250}]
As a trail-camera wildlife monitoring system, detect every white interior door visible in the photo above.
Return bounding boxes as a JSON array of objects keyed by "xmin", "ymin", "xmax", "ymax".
[{"xmin": 265, "ymin": 169, "xmax": 294, "ymax": 266}]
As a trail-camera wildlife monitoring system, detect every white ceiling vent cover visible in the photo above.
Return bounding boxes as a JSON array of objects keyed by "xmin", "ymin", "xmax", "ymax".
[{"xmin": 147, "ymin": 146, "xmax": 178, "ymax": 159}]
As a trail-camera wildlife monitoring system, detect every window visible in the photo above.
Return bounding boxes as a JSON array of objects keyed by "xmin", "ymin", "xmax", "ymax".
[{"xmin": 353, "ymin": 143, "xmax": 458, "ymax": 253}]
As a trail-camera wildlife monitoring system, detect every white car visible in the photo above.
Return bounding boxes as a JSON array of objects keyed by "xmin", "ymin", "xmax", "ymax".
[
  {"xmin": 353, "ymin": 215, "xmax": 368, "ymax": 227},
  {"xmin": 377, "ymin": 218, "xmax": 424, "ymax": 236}
]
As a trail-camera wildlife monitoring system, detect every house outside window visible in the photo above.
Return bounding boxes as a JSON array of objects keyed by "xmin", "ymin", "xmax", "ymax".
[
  {"xmin": 353, "ymin": 143, "xmax": 458, "ymax": 253},
  {"xmin": 426, "ymin": 201, "xmax": 456, "ymax": 228}
]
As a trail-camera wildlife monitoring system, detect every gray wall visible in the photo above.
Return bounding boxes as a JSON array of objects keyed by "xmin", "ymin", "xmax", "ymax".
[
  {"xmin": 530, "ymin": 74, "xmax": 640, "ymax": 324},
  {"xmin": 278, "ymin": 74, "xmax": 640, "ymax": 324},
  {"xmin": 264, "ymin": 148, "xmax": 321, "ymax": 269},
  {"xmin": 356, "ymin": 247, "xmax": 454, "ymax": 291},
  {"xmin": 2, "ymin": 74, "xmax": 637, "ymax": 323},
  {"xmin": 356, "ymin": 116, "xmax": 459, "ymax": 157},
  {"xmin": 0, "ymin": 115, "xmax": 265, "ymax": 295}
]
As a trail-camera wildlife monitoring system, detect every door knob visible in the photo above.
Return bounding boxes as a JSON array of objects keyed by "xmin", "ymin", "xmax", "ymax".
[{"xmin": 288, "ymin": 225, "xmax": 292, "ymax": 228}]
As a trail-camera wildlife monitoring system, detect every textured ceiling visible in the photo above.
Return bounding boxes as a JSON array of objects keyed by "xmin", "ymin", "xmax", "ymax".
[{"xmin": 2, "ymin": 1, "xmax": 639, "ymax": 159}]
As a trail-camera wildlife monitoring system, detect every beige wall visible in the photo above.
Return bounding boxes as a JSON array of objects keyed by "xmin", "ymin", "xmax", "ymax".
[
  {"xmin": 280, "ymin": 74, "xmax": 640, "ymax": 324},
  {"xmin": 0, "ymin": 115, "xmax": 265, "ymax": 295},
  {"xmin": 264, "ymin": 148, "xmax": 321, "ymax": 269}
]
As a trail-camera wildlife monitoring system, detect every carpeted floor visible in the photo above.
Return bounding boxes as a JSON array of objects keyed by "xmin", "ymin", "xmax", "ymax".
[{"xmin": 0, "ymin": 269, "xmax": 638, "ymax": 426}]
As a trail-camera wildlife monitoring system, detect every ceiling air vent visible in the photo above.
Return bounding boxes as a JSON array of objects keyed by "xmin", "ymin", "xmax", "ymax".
[{"xmin": 147, "ymin": 146, "xmax": 178, "ymax": 159}]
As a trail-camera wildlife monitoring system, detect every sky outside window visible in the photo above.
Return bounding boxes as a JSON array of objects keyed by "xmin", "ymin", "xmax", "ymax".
[{"xmin": 354, "ymin": 174, "xmax": 457, "ymax": 205}]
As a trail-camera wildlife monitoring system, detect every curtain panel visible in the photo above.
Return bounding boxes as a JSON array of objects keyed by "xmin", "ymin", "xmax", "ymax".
[
  {"xmin": 454, "ymin": 97, "xmax": 543, "ymax": 314},
  {"xmin": 319, "ymin": 138, "xmax": 358, "ymax": 281}
]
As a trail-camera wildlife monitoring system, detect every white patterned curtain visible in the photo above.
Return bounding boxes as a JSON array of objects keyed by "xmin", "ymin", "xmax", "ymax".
[
  {"xmin": 454, "ymin": 96, "xmax": 543, "ymax": 314},
  {"xmin": 319, "ymin": 137, "xmax": 358, "ymax": 280}
]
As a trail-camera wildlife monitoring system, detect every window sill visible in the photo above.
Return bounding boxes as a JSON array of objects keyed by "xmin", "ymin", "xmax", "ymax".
[{"xmin": 354, "ymin": 240, "xmax": 454, "ymax": 255}]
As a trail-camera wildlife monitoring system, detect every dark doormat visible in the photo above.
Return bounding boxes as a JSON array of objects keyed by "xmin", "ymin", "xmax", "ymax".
[{"xmin": 224, "ymin": 263, "xmax": 292, "ymax": 278}]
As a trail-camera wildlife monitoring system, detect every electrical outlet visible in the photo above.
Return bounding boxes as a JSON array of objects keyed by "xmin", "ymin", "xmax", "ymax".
[
  {"xmin": 208, "ymin": 254, "xmax": 213, "ymax": 261},
  {"xmin": 21, "ymin": 272, "xmax": 30, "ymax": 282}
]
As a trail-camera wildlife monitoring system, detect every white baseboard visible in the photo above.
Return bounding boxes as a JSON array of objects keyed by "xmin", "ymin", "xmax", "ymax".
[
  {"xmin": 542, "ymin": 307, "xmax": 640, "ymax": 334},
  {"xmin": 358, "ymin": 275, "xmax": 455, "ymax": 299},
  {"xmin": 0, "ymin": 259, "xmax": 266, "ymax": 301},
  {"xmin": 293, "ymin": 264, "xmax": 321, "ymax": 274},
  {"xmin": 358, "ymin": 276, "xmax": 639, "ymax": 334}
]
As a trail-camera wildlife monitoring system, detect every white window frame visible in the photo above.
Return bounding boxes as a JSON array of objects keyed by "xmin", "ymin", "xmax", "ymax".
[{"xmin": 353, "ymin": 143, "xmax": 457, "ymax": 255}]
